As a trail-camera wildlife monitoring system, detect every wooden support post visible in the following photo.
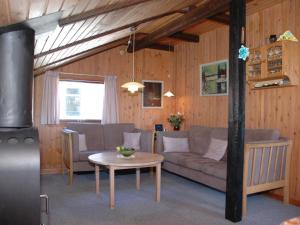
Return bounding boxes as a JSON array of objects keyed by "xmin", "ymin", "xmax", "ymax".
[
  {"xmin": 225, "ymin": 0, "xmax": 246, "ymax": 222},
  {"xmin": 109, "ymin": 167, "xmax": 115, "ymax": 209},
  {"xmin": 96, "ymin": 165, "xmax": 100, "ymax": 195},
  {"xmin": 155, "ymin": 163, "xmax": 161, "ymax": 202}
]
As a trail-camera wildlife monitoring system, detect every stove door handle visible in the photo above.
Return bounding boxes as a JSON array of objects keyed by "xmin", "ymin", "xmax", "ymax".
[{"xmin": 40, "ymin": 194, "xmax": 49, "ymax": 215}]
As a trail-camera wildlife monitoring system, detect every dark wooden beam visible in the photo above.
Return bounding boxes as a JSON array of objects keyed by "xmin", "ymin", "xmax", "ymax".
[
  {"xmin": 147, "ymin": 44, "xmax": 174, "ymax": 52},
  {"xmin": 169, "ymin": 32, "xmax": 199, "ymax": 43},
  {"xmin": 34, "ymin": 37, "xmax": 130, "ymax": 76},
  {"xmin": 35, "ymin": 9, "xmax": 184, "ymax": 58},
  {"xmin": 209, "ymin": 13, "xmax": 230, "ymax": 25},
  {"xmin": 226, "ymin": 0, "xmax": 246, "ymax": 222},
  {"xmin": 133, "ymin": 0, "xmax": 231, "ymax": 52},
  {"xmin": 0, "ymin": 12, "xmax": 62, "ymax": 36},
  {"xmin": 59, "ymin": 0, "xmax": 151, "ymax": 26}
]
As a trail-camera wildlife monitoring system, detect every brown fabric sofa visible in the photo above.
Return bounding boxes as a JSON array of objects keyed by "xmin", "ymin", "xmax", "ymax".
[
  {"xmin": 156, "ymin": 126, "xmax": 292, "ymax": 215},
  {"xmin": 62, "ymin": 123, "xmax": 154, "ymax": 184}
]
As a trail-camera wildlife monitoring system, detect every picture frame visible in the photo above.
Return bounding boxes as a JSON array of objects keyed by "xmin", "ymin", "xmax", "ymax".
[
  {"xmin": 142, "ymin": 80, "xmax": 163, "ymax": 108},
  {"xmin": 200, "ymin": 59, "xmax": 229, "ymax": 96}
]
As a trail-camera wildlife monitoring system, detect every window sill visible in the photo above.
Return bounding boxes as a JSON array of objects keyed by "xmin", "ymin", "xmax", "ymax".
[{"xmin": 60, "ymin": 120, "xmax": 101, "ymax": 124}]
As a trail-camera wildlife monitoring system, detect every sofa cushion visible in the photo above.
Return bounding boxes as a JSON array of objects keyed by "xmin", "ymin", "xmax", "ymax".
[
  {"xmin": 163, "ymin": 152, "xmax": 211, "ymax": 165},
  {"xmin": 203, "ymin": 138, "xmax": 227, "ymax": 161},
  {"xmin": 245, "ymin": 128, "xmax": 280, "ymax": 142},
  {"xmin": 66, "ymin": 123, "xmax": 104, "ymax": 150},
  {"xmin": 163, "ymin": 137, "xmax": 189, "ymax": 153},
  {"xmin": 187, "ymin": 159, "xmax": 227, "ymax": 180},
  {"xmin": 103, "ymin": 123, "xmax": 135, "ymax": 150},
  {"xmin": 156, "ymin": 131, "xmax": 189, "ymax": 153},
  {"xmin": 189, "ymin": 126, "xmax": 212, "ymax": 154},
  {"xmin": 123, "ymin": 132, "xmax": 141, "ymax": 150},
  {"xmin": 163, "ymin": 152, "xmax": 227, "ymax": 180},
  {"xmin": 79, "ymin": 149, "xmax": 113, "ymax": 161},
  {"xmin": 79, "ymin": 150, "xmax": 101, "ymax": 161},
  {"xmin": 211, "ymin": 128, "xmax": 228, "ymax": 140}
]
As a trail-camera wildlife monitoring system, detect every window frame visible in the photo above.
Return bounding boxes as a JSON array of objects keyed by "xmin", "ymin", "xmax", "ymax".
[{"xmin": 58, "ymin": 78, "xmax": 104, "ymax": 123}]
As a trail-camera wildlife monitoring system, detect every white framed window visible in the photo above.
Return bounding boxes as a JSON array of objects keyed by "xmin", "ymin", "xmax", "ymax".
[{"xmin": 59, "ymin": 81, "xmax": 104, "ymax": 120}]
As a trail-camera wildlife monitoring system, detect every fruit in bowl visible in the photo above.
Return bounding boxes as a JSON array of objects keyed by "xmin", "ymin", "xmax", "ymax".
[{"xmin": 116, "ymin": 146, "xmax": 135, "ymax": 157}]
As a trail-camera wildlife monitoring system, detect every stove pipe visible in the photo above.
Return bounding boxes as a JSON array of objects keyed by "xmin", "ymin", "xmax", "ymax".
[{"xmin": 0, "ymin": 28, "xmax": 34, "ymax": 128}]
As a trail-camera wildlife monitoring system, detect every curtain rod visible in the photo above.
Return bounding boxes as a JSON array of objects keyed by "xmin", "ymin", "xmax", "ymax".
[{"xmin": 59, "ymin": 72, "xmax": 105, "ymax": 78}]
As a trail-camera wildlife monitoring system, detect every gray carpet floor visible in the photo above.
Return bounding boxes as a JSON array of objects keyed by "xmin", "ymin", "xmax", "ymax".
[{"xmin": 41, "ymin": 171, "xmax": 300, "ymax": 225}]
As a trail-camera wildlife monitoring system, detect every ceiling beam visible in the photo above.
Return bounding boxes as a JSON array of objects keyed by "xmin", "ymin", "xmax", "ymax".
[
  {"xmin": 59, "ymin": 0, "xmax": 152, "ymax": 26},
  {"xmin": 0, "ymin": 12, "xmax": 62, "ymax": 36},
  {"xmin": 147, "ymin": 44, "xmax": 174, "ymax": 52},
  {"xmin": 209, "ymin": 13, "xmax": 230, "ymax": 25},
  {"xmin": 133, "ymin": 0, "xmax": 231, "ymax": 52},
  {"xmin": 35, "ymin": 9, "xmax": 184, "ymax": 58},
  {"xmin": 169, "ymin": 32, "xmax": 199, "ymax": 43}
]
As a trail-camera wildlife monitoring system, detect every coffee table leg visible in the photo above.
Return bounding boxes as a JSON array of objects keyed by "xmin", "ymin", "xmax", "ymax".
[
  {"xmin": 136, "ymin": 168, "xmax": 140, "ymax": 190},
  {"xmin": 95, "ymin": 165, "xmax": 100, "ymax": 195},
  {"xmin": 109, "ymin": 166, "xmax": 115, "ymax": 209},
  {"xmin": 155, "ymin": 163, "xmax": 161, "ymax": 202}
]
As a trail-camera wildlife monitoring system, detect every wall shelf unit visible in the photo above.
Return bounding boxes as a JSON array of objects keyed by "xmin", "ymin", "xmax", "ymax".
[{"xmin": 246, "ymin": 40, "xmax": 299, "ymax": 89}]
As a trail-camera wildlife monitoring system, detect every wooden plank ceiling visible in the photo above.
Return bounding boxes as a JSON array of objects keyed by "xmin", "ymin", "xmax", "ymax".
[{"xmin": 0, "ymin": 0, "xmax": 282, "ymax": 75}]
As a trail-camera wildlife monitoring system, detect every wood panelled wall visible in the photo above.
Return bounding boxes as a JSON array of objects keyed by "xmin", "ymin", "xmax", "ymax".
[
  {"xmin": 174, "ymin": 0, "xmax": 300, "ymax": 203},
  {"xmin": 34, "ymin": 47, "xmax": 175, "ymax": 174}
]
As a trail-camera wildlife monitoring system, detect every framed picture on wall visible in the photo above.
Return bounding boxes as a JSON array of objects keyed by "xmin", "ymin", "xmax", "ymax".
[
  {"xmin": 200, "ymin": 59, "xmax": 229, "ymax": 96},
  {"xmin": 142, "ymin": 80, "xmax": 163, "ymax": 108}
]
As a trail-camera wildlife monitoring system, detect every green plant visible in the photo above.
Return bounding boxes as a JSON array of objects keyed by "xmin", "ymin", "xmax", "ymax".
[
  {"xmin": 116, "ymin": 146, "xmax": 135, "ymax": 157},
  {"xmin": 168, "ymin": 112, "xmax": 184, "ymax": 128}
]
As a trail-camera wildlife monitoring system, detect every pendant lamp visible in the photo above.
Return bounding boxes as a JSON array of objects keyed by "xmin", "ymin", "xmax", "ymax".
[
  {"xmin": 121, "ymin": 27, "xmax": 144, "ymax": 93},
  {"xmin": 164, "ymin": 43, "xmax": 175, "ymax": 97}
]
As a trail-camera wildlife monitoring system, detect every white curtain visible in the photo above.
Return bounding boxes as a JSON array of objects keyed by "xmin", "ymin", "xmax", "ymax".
[
  {"xmin": 40, "ymin": 71, "xmax": 60, "ymax": 125},
  {"xmin": 102, "ymin": 75, "xmax": 119, "ymax": 124}
]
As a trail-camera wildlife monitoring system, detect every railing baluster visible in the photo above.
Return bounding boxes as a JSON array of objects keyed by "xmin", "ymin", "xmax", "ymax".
[
  {"xmin": 258, "ymin": 147, "xmax": 265, "ymax": 184},
  {"xmin": 273, "ymin": 146, "xmax": 279, "ymax": 181},
  {"xmin": 250, "ymin": 148, "xmax": 256, "ymax": 186},
  {"xmin": 280, "ymin": 145, "xmax": 286, "ymax": 180},
  {"xmin": 266, "ymin": 146, "xmax": 273, "ymax": 182}
]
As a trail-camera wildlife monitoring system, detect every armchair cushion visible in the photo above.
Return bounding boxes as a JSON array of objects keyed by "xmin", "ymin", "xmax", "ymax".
[
  {"xmin": 123, "ymin": 132, "xmax": 141, "ymax": 150},
  {"xmin": 78, "ymin": 134, "xmax": 87, "ymax": 152}
]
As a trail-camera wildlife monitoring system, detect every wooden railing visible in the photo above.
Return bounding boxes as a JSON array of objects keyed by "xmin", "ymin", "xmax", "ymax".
[{"xmin": 243, "ymin": 140, "xmax": 292, "ymax": 215}]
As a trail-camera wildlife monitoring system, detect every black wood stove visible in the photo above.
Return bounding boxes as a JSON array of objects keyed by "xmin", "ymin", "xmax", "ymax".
[{"xmin": 0, "ymin": 27, "xmax": 46, "ymax": 225}]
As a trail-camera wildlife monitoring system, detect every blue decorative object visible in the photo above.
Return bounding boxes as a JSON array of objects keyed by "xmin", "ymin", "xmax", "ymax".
[{"xmin": 238, "ymin": 45, "xmax": 249, "ymax": 61}]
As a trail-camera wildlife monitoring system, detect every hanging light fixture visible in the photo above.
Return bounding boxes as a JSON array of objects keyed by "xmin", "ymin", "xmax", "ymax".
[
  {"xmin": 164, "ymin": 42, "xmax": 175, "ymax": 97},
  {"xmin": 164, "ymin": 90, "xmax": 175, "ymax": 97},
  {"xmin": 121, "ymin": 27, "xmax": 145, "ymax": 93}
]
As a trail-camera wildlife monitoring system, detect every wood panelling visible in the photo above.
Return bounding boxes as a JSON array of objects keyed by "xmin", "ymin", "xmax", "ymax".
[
  {"xmin": 34, "ymin": 47, "xmax": 175, "ymax": 173},
  {"xmin": 174, "ymin": 0, "xmax": 300, "ymax": 202}
]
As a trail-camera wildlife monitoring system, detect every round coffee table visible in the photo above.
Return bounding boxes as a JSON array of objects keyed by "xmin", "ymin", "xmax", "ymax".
[{"xmin": 88, "ymin": 152, "xmax": 164, "ymax": 209}]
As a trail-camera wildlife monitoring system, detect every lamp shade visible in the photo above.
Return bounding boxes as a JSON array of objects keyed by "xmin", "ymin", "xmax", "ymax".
[
  {"xmin": 164, "ymin": 90, "xmax": 175, "ymax": 97},
  {"xmin": 121, "ymin": 81, "xmax": 145, "ymax": 93}
]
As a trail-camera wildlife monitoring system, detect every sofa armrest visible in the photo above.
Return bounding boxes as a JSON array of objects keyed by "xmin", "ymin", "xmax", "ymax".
[
  {"xmin": 62, "ymin": 128, "xmax": 79, "ymax": 162},
  {"xmin": 135, "ymin": 129, "xmax": 154, "ymax": 153},
  {"xmin": 244, "ymin": 138, "xmax": 291, "ymax": 190}
]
